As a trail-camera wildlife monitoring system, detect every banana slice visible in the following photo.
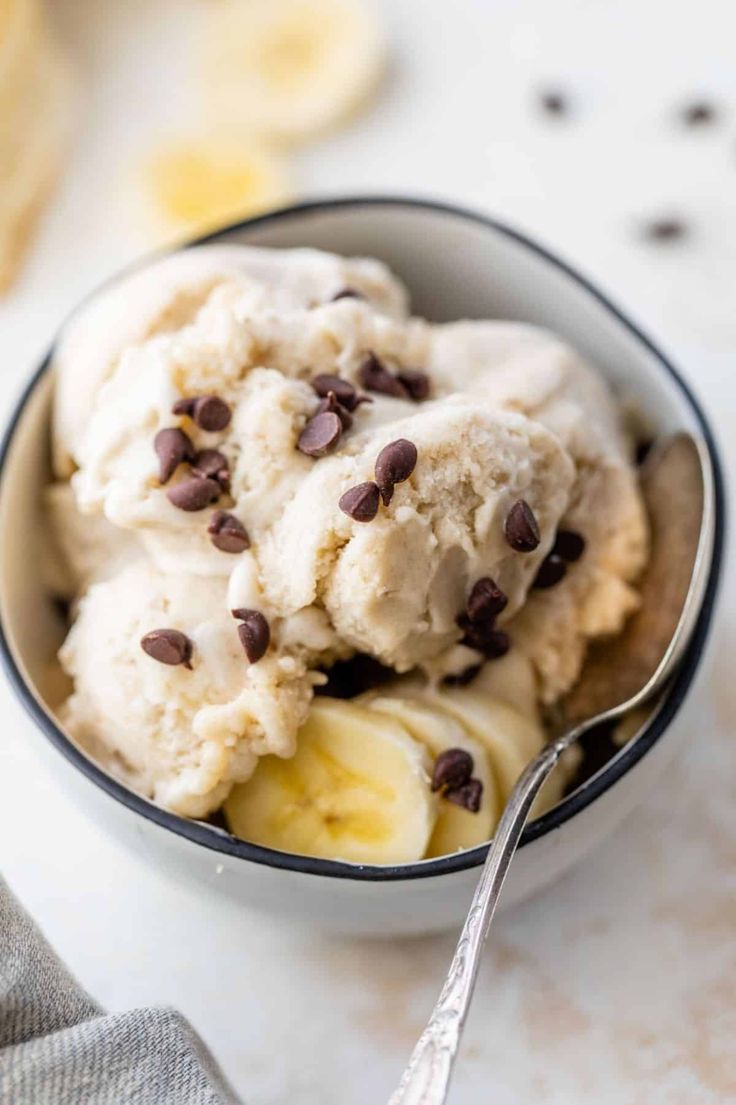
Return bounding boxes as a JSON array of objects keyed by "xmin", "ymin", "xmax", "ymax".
[
  {"xmin": 0, "ymin": 0, "xmax": 75, "ymax": 291},
  {"xmin": 415, "ymin": 683, "xmax": 568, "ymax": 819},
  {"xmin": 144, "ymin": 137, "xmax": 291, "ymax": 241},
  {"xmin": 466, "ymin": 652, "xmax": 540, "ymax": 720},
  {"xmin": 361, "ymin": 695, "xmax": 499, "ymax": 858},
  {"xmin": 407, "ymin": 686, "xmax": 540, "ymax": 801},
  {"xmin": 224, "ymin": 698, "xmax": 436, "ymax": 864},
  {"xmin": 202, "ymin": 0, "xmax": 386, "ymax": 144}
]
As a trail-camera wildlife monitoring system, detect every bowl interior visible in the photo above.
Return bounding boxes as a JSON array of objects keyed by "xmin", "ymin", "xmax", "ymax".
[{"xmin": 0, "ymin": 198, "xmax": 718, "ymax": 875}]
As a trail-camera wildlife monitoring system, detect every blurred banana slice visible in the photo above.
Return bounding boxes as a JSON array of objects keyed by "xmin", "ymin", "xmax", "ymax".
[
  {"xmin": 0, "ymin": 0, "xmax": 75, "ymax": 291},
  {"xmin": 361, "ymin": 695, "xmax": 499, "ymax": 858},
  {"xmin": 224, "ymin": 698, "xmax": 436, "ymax": 864},
  {"xmin": 202, "ymin": 0, "xmax": 386, "ymax": 144},
  {"xmin": 145, "ymin": 137, "xmax": 292, "ymax": 242}
]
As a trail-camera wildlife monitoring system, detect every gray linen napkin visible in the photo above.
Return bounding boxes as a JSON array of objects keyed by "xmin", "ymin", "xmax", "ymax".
[{"xmin": 0, "ymin": 876, "xmax": 240, "ymax": 1105}]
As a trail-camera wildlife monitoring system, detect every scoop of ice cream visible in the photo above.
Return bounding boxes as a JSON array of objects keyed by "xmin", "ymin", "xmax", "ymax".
[
  {"xmin": 59, "ymin": 561, "xmax": 314, "ymax": 817},
  {"xmin": 427, "ymin": 322, "xmax": 649, "ymax": 701},
  {"xmin": 64, "ymin": 267, "xmax": 427, "ymax": 577},
  {"xmin": 260, "ymin": 400, "xmax": 574, "ymax": 670},
  {"xmin": 44, "ymin": 482, "xmax": 141, "ymax": 599},
  {"xmin": 52, "ymin": 243, "xmax": 409, "ymax": 477}
]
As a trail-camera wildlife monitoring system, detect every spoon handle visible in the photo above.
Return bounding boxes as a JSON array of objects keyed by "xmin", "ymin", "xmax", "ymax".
[{"xmin": 388, "ymin": 736, "xmax": 571, "ymax": 1105}]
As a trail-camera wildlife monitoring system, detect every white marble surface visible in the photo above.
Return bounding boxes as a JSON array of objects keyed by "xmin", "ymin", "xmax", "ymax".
[{"xmin": 2, "ymin": 2, "xmax": 736, "ymax": 1102}]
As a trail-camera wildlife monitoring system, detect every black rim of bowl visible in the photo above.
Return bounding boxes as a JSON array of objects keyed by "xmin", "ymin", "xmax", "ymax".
[{"xmin": 0, "ymin": 196, "xmax": 726, "ymax": 882}]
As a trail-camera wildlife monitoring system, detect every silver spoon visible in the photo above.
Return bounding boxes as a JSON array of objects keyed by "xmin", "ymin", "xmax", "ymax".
[{"xmin": 389, "ymin": 433, "xmax": 714, "ymax": 1105}]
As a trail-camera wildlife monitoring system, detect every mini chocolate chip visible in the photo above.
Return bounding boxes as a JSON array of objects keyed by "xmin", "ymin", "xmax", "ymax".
[
  {"xmin": 154, "ymin": 427, "xmax": 195, "ymax": 484},
  {"xmin": 552, "ymin": 529, "xmax": 585, "ymax": 563},
  {"xmin": 505, "ymin": 500, "xmax": 541, "ymax": 552},
  {"xmin": 682, "ymin": 101, "xmax": 715, "ymax": 126},
  {"xmin": 167, "ymin": 476, "xmax": 221, "ymax": 512},
  {"xmin": 642, "ymin": 218, "xmax": 687, "ymax": 243},
  {"xmin": 141, "ymin": 628, "xmax": 192, "ymax": 668},
  {"xmin": 297, "ymin": 410, "xmax": 343, "ymax": 457},
  {"xmin": 231, "ymin": 609, "xmax": 270, "ymax": 663},
  {"xmin": 358, "ymin": 352, "xmax": 409, "ymax": 399},
  {"xmin": 396, "ymin": 369, "xmax": 430, "ymax": 401},
  {"xmin": 431, "ymin": 747, "xmax": 474, "ymax": 793},
  {"xmin": 173, "ymin": 394, "xmax": 232, "ymax": 430},
  {"xmin": 193, "ymin": 395, "xmax": 232, "ymax": 432},
  {"xmin": 444, "ymin": 778, "xmax": 483, "ymax": 813},
  {"xmin": 331, "ymin": 287, "xmax": 364, "ymax": 302},
  {"xmin": 533, "ymin": 554, "xmax": 567, "ymax": 589},
  {"xmin": 374, "ymin": 438, "xmax": 417, "ymax": 505},
  {"xmin": 443, "ymin": 663, "xmax": 483, "ymax": 687},
  {"xmin": 461, "ymin": 624, "xmax": 511, "ymax": 659},
  {"xmin": 539, "ymin": 89, "xmax": 568, "ymax": 116},
  {"xmin": 466, "ymin": 577, "xmax": 507, "ymax": 623},
  {"xmin": 208, "ymin": 510, "xmax": 250, "ymax": 553},
  {"xmin": 339, "ymin": 481, "xmax": 380, "ymax": 523},
  {"xmin": 316, "ymin": 392, "xmax": 353, "ymax": 431},
  {"xmin": 192, "ymin": 449, "xmax": 230, "ymax": 490},
  {"xmin": 311, "ymin": 373, "xmax": 360, "ymax": 411}
]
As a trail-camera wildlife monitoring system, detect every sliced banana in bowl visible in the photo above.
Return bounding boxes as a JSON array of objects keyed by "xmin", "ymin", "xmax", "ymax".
[
  {"xmin": 406, "ymin": 686, "xmax": 540, "ymax": 801},
  {"xmin": 223, "ymin": 678, "xmax": 567, "ymax": 864},
  {"xmin": 360, "ymin": 695, "xmax": 499, "ymax": 859},
  {"xmin": 224, "ymin": 698, "xmax": 437, "ymax": 865}
]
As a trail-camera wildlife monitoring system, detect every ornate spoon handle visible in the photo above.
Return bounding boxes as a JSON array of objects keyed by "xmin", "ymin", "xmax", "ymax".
[{"xmin": 388, "ymin": 736, "xmax": 571, "ymax": 1105}]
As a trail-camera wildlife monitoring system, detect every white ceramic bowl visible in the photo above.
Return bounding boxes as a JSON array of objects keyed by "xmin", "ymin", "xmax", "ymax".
[{"xmin": 0, "ymin": 198, "xmax": 725, "ymax": 935}]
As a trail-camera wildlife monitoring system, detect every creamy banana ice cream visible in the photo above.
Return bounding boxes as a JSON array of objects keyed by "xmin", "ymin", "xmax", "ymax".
[{"xmin": 48, "ymin": 244, "xmax": 648, "ymax": 862}]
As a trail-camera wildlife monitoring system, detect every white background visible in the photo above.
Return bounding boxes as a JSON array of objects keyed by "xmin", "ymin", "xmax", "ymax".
[{"xmin": 2, "ymin": 2, "xmax": 736, "ymax": 1102}]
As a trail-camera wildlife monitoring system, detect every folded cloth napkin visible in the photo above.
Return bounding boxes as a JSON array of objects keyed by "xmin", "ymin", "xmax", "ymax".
[{"xmin": 0, "ymin": 876, "xmax": 239, "ymax": 1105}]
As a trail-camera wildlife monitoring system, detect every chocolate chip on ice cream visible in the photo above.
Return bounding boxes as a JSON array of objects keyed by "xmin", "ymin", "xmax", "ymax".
[
  {"xmin": 208, "ymin": 511, "xmax": 250, "ymax": 553},
  {"xmin": 552, "ymin": 529, "xmax": 586, "ymax": 563},
  {"xmin": 358, "ymin": 352, "xmax": 409, "ymax": 399},
  {"xmin": 504, "ymin": 499, "xmax": 541, "ymax": 552},
  {"xmin": 396, "ymin": 368, "xmax": 430, "ymax": 401},
  {"xmin": 460, "ymin": 621, "xmax": 511, "ymax": 659},
  {"xmin": 140, "ymin": 628, "xmax": 193, "ymax": 668},
  {"xmin": 297, "ymin": 410, "xmax": 343, "ymax": 457},
  {"xmin": 311, "ymin": 373, "xmax": 360, "ymax": 411},
  {"xmin": 465, "ymin": 577, "xmax": 507, "ymax": 623},
  {"xmin": 533, "ymin": 554, "xmax": 567, "ymax": 590},
  {"xmin": 339, "ymin": 481, "xmax": 380, "ymax": 522},
  {"xmin": 167, "ymin": 476, "xmax": 221, "ymax": 512},
  {"xmin": 174, "ymin": 394, "xmax": 232, "ymax": 432},
  {"xmin": 154, "ymin": 427, "xmax": 195, "ymax": 484},
  {"xmin": 374, "ymin": 438, "xmax": 417, "ymax": 505},
  {"xmin": 231, "ymin": 608, "xmax": 270, "ymax": 663},
  {"xmin": 192, "ymin": 449, "xmax": 230, "ymax": 490},
  {"xmin": 316, "ymin": 391, "xmax": 353, "ymax": 431}
]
